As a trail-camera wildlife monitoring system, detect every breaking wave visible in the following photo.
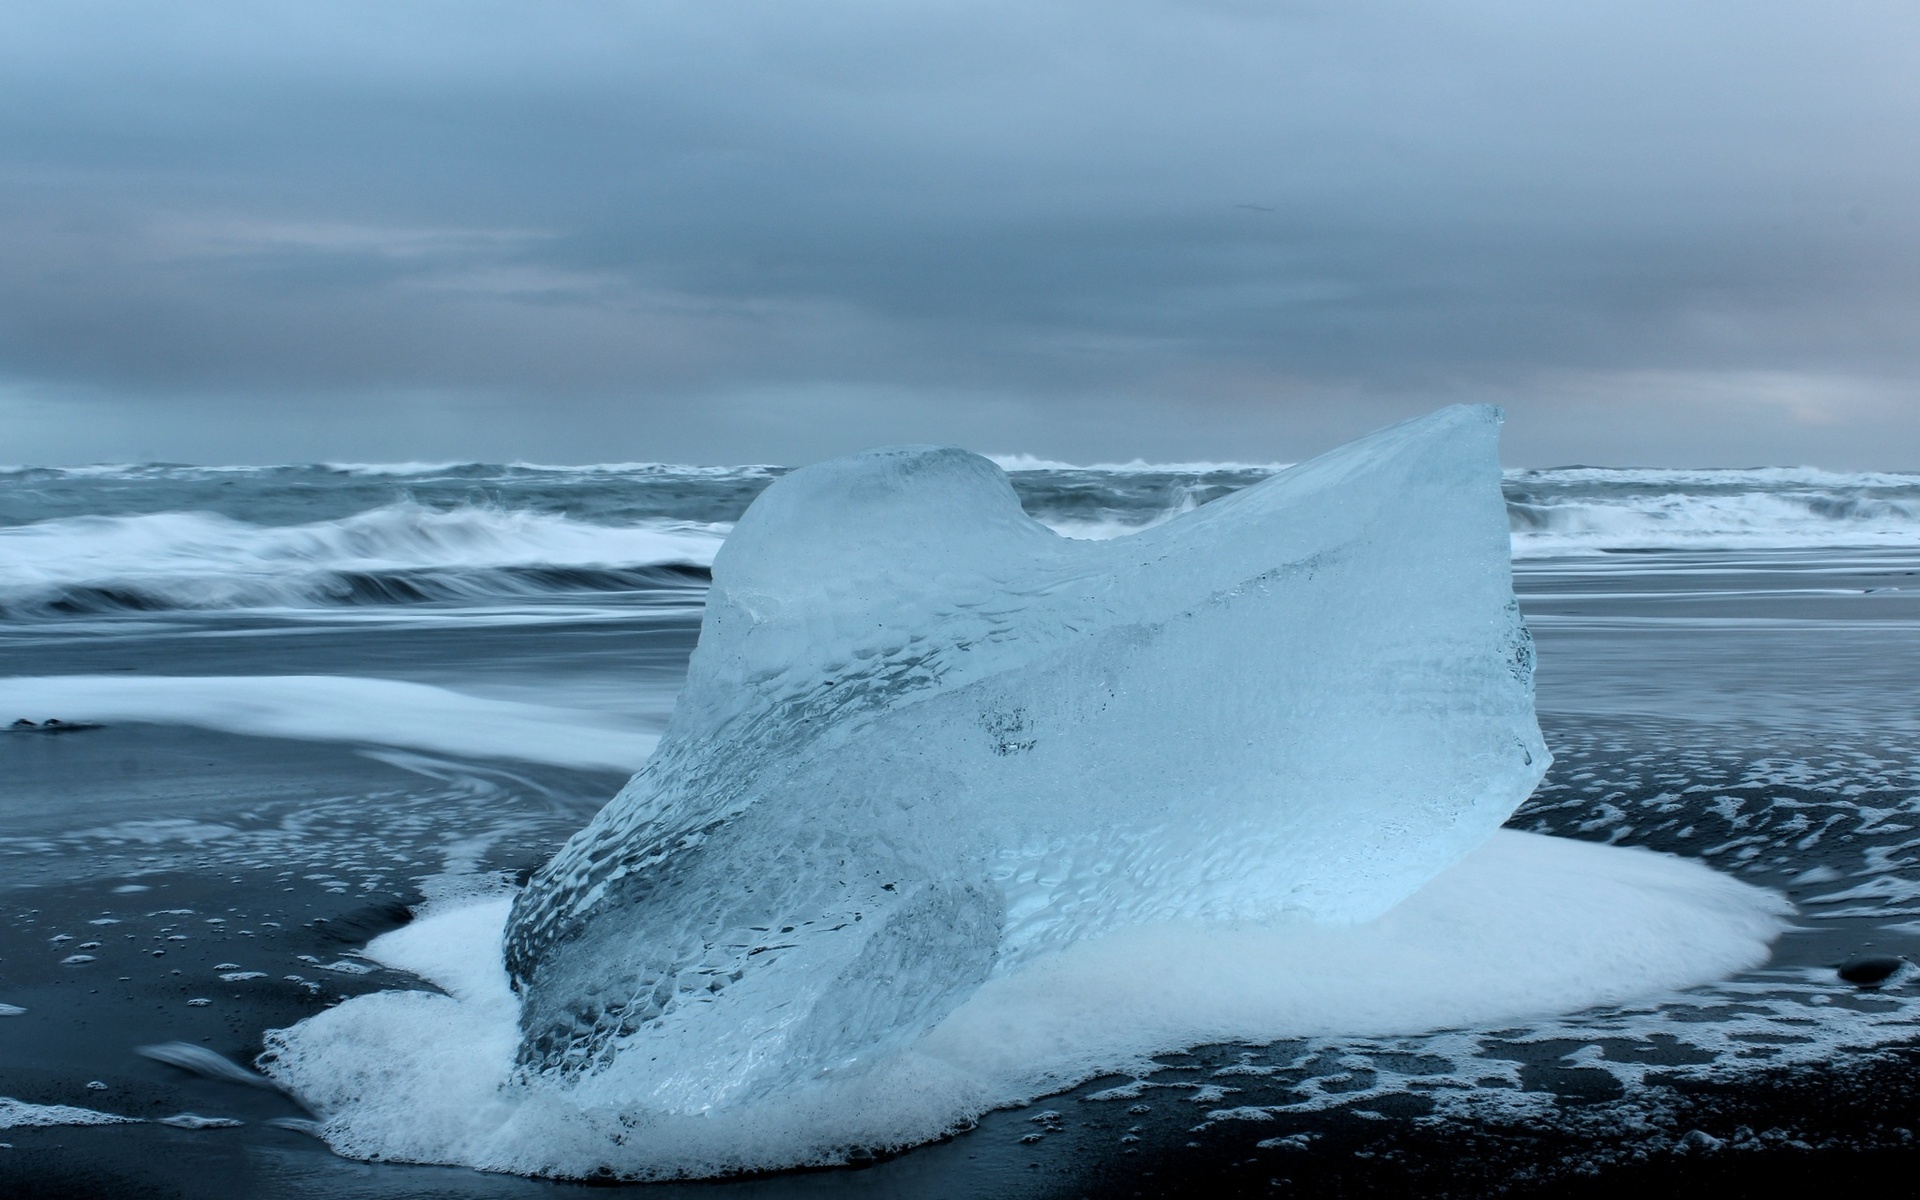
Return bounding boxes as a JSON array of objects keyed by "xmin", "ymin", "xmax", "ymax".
[
  {"xmin": 996, "ymin": 460, "xmax": 1920, "ymax": 553},
  {"xmin": 1504, "ymin": 467, "xmax": 1920, "ymax": 556},
  {"xmin": 0, "ymin": 502, "xmax": 722, "ymax": 617},
  {"xmin": 5, "ymin": 463, "xmax": 1920, "ymax": 617}
]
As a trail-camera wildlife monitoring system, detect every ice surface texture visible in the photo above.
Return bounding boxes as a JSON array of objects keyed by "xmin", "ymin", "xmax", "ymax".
[{"xmin": 503, "ymin": 404, "xmax": 1548, "ymax": 1115}]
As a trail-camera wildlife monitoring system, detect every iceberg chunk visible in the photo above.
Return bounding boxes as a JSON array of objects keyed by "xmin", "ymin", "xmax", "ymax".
[{"xmin": 503, "ymin": 404, "xmax": 1548, "ymax": 1113}]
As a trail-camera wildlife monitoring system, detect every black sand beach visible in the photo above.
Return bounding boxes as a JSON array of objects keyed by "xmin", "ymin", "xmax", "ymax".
[{"xmin": 7, "ymin": 466, "xmax": 1920, "ymax": 1197}]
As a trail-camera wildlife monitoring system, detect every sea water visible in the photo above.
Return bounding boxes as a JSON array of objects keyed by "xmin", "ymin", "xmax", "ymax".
[{"xmin": 3, "ymin": 455, "xmax": 1920, "ymax": 1195}]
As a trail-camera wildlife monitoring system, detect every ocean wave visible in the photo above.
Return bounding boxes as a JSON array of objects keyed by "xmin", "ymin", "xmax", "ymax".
[
  {"xmin": 319, "ymin": 460, "xmax": 782, "ymax": 480},
  {"xmin": 1509, "ymin": 465, "xmax": 1920, "ymax": 490},
  {"xmin": 0, "ymin": 502, "xmax": 724, "ymax": 616},
  {"xmin": 6, "ymin": 465, "xmax": 1920, "ymax": 616},
  {"xmin": 0, "ymin": 460, "xmax": 780, "ymax": 483},
  {"xmin": 990, "ymin": 453, "xmax": 1292, "ymax": 473},
  {"xmin": 1003, "ymin": 462, "xmax": 1920, "ymax": 554},
  {"xmin": 1506, "ymin": 474, "xmax": 1920, "ymax": 556},
  {"xmin": 1035, "ymin": 471, "xmax": 1920, "ymax": 552}
]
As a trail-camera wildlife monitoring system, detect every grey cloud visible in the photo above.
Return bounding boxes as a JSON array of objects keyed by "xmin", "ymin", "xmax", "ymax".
[{"xmin": 2, "ymin": 0, "xmax": 1919, "ymax": 465}]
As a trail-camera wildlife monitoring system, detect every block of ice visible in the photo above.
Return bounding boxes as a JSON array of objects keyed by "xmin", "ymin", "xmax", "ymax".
[{"xmin": 503, "ymin": 404, "xmax": 1548, "ymax": 1115}]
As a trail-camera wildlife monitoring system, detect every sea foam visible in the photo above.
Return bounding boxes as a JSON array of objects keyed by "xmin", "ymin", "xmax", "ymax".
[
  {"xmin": 0, "ymin": 675, "xmax": 658, "ymax": 771},
  {"xmin": 262, "ymin": 831, "xmax": 1786, "ymax": 1179},
  {"xmin": 0, "ymin": 1097, "xmax": 141, "ymax": 1130}
]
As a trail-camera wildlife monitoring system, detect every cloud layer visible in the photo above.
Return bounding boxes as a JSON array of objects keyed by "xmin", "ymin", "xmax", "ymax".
[{"xmin": 3, "ymin": 1, "xmax": 1918, "ymax": 465}]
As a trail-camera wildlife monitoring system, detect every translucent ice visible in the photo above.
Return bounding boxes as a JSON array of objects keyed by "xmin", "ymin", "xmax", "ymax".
[{"xmin": 503, "ymin": 404, "xmax": 1549, "ymax": 1114}]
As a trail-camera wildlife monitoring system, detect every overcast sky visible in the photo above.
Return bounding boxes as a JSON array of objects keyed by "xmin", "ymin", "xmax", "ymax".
[{"xmin": 3, "ymin": 1, "xmax": 1918, "ymax": 467}]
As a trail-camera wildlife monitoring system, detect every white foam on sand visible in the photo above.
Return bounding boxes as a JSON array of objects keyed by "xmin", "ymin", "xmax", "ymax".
[
  {"xmin": 262, "ymin": 830, "xmax": 1788, "ymax": 1181},
  {"xmin": 0, "ymin": 675, "xmax": 658, "ymax": 772},
  {"xmin": 0, "ymin": 1097, "xmax": 141, "ymax": 1129}
]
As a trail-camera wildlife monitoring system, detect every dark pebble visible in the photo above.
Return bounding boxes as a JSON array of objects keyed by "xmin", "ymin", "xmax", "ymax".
[{"xmin": 1838, "ymin": 955, "xmax": 1905, "ymax": 986}]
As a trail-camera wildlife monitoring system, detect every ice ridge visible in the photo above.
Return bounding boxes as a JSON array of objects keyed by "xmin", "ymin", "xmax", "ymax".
[{"xmin": 503, "ymin": 404, "xmax": 1549, "ymax": 1117}]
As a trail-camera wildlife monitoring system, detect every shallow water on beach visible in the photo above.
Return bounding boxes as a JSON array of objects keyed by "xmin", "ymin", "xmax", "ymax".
[{"xmin": 5, "ymin": 462, "xmax": 1920, "ymax": 1196}]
